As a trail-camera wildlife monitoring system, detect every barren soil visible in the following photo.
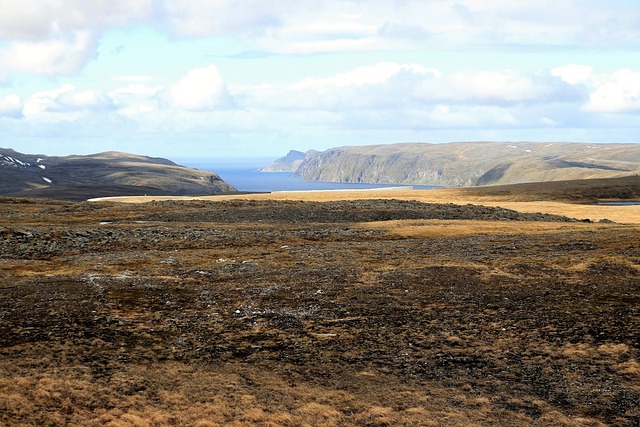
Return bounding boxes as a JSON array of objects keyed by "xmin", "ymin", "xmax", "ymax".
[{"xmin": 1, "ymin": 185, "xmax": 639, "ymax": 426}]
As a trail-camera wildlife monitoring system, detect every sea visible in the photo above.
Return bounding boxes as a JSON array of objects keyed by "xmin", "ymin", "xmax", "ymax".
[{"xmin": 182, "ymin": 159, "xmax": 437, "ymax": 193}]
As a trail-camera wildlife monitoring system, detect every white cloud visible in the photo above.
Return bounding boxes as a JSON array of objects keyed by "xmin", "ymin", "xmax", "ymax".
[
  {"xmin": 418, "ymin": 71, "xmax": 582, "ymax": 105},
  {"xmin": 337, "ymin": 105, "xmax": 521, "ymax": 132},
  {"xmin": 0, "ymin": 0, "xmax": 151, "ymax": 78},
  {"xmin": 378, "ymin": 22, "xmax": 430, "ymax": 40},
  {"xmin": 243, "ymin": 62, "xmax": 581, "ymax": 111},
  {"xmin": 111, "ymin": 75, "xmax": 157, "ymax": 83},
  {"xmin": 0, "ymin": 1, "xmax": 637, "ymax": 158},
  {"xmin": 449, "ymin": 0, "xmax": 640, "ymax": 47},
  {"xmin": 49, "ymin": 89, "xmax": 116, "ymax": 113},
  {"xmin": 255, "ymin": 5, "xmax": 406, "ymax": 54},
  {"xmin": 0, "ymin": 0, "xmax": 152, "ymax": 41},
  {"xmin": 552, "ymin": 64, "xmax": 593, "ymax": 85},
  {"xmin": 112, "ymin": 84, "xmax": 162, "ymax": 99},
  {"xmin": 165, "ymin": 65, "xmax": 235, "ymax": 111},
  {"xmin": 0, "ymin": 1, "xmax": 57, "ymax": 40},
  {"xmin": 23, "ymin": 85, "xmax": 75, "ymax": 117},
  {"xmin": 162, "ymin": 0, "xmax": 286, "ymax": 37},
  {"xmin": 0, "ymin": 95, "xmax": 23, "ymax": 118},
  {"xmin": 110, "ymin": 83, "xmax": 164, "ymax": 120},
  {"xmin": 290, "ymin": 62, "xmax": 438, "ymax": 90},
  {"xmin": 1, "ymin": 0, "xmax": 639, "ymax": 81},
  {"xmin": 0, "ymin": 31, "xmax": 97, "ymax": 76},
  {"xmin": 586, "ymin": 69, "xmax": 640, "ymax": 113},
  {"xmin": 247, "ymin": 0, "xmax": 640, "ymax": 54},
  {"xmin": 22, "ymin": 84, "xmax": 115, "ymax": 116},
  {"xmin": 13, "ymin": 60, "xmax": 638, "ymax": 147}
]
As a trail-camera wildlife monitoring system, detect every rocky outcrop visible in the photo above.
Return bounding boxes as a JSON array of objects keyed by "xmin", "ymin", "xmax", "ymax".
[
  {"xmin": 261, "ymin": 150, "xmax": 311, "ymax": 172},
  {"xmin": 0, "ymin": 199, "xmax": 579, "ymax": 259},
  {"xmin": 294, "ymin": 142, "xmax": 640, "ymax": 187},
  {"xmin": 0, "ymin": 148, "xmax": 236, "ymax": 200}
]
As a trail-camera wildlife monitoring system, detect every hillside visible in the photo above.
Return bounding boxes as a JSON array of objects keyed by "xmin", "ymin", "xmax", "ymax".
[
  {"xmin": 294, "ymin": 142, "xmax": 640, "ymax": 187},
  {"xmin": 260, "ymin": 150, "xmax": 308, "ymax": 172},
  {"xmin": 0, "ymin": 148, "xmax": 236, "ymax": 200}
]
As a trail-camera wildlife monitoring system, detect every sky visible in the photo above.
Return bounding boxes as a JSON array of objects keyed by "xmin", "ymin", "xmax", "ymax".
[{"xmin": 0, "ymin": 0, "xmax": 639, "ymax": 162}]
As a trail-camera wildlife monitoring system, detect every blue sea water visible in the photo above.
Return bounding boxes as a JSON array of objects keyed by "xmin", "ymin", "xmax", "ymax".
[
  {"xmin": 597, "ymin": 201, "xmax": 640, "ymax": 205},
  {"xmin": 184, "ymin": 161, "xmax": 436, "ymax": 193}
]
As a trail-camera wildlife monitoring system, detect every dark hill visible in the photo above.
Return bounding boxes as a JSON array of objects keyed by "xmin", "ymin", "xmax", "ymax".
[
  {"xmin": 455, "ymin": 175, "xmax": 640, "ymax": 203},
  {"xmin": 0, "ymin": 148, "xmax": 236, "ymax": 200}
]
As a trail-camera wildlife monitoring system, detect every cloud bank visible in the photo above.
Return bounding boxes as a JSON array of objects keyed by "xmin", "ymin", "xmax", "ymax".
[
  {"xmin": 2, "ymin": 1, "xmax": 639, "ymax": 79},
  {"xmin": 0, "ymin": 1, "xmax": 638, "ymax": 157}
]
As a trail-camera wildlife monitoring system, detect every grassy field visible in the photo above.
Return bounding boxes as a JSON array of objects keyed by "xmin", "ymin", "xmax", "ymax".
[
  {"xmin": 1, "ymin": 176, "xmax": 639, "ymax": 426},
  {"xmin": 93, "ymin": 175, "xmax": 640, "ymax": 224}
]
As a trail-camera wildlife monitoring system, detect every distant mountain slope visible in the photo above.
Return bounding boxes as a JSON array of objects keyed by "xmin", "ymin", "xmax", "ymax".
[
  {"xmin": 294, "ymin": 142, "xmax": 640, "ymax": 187},
  {"xmin": 261, "ymin": 150, "xmax": 309, "ymax": 172},
  {"xmin": 0, "ymin": 148, "xmax": 236, "ymax": 200}
]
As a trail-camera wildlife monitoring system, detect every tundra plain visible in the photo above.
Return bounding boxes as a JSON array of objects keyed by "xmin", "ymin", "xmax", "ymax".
[{"xmin": 1, "ymin": 176, "xmax": 639, "ymax": 426}]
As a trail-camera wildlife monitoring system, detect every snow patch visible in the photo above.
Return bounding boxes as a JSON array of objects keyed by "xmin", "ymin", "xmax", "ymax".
[
  {"xmin": 38, "ymin": 164, "xmax": 46, "ymax": 170},
  {"xmin": 42, "ymin": 177, "xmax": 52, "ymax": 184},
  {"xmin": 2, "ymin": 156, "xmax": 30, "ymax": 167}
]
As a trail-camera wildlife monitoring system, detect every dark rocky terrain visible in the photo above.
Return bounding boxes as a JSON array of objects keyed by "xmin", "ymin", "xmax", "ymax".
[
  {"xmin": 0, "ymin": 148, "xmax": 236, "ymax": 200},
  {"xmin": 0, "ymin": 190, "xmax": 638, "ymax": 426},
  {"xmin": 293, "ymin": 141, "xmax": 640, "ymax": 187},
  {"xmin": 449, "ymin": 175, "xmax": 640, "ymax": 204}
]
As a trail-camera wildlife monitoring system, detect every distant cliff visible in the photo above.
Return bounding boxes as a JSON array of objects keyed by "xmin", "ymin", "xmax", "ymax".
[
  {"xmin": 294, "ymin": 142, "xmax": 640, "ymax": 187},
  {"xmin": 0, "ymin": 148, "xmax": 236, "ymax": 200},
  {"xmin": 261, "ymin": 150, "xmax": 309, "ymax": 172}
]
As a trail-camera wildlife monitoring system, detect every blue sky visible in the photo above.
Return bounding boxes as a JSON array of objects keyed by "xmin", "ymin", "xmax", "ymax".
[{"xmin": 0, "ymin": 0, "xmax": 639, "ymax": 162}]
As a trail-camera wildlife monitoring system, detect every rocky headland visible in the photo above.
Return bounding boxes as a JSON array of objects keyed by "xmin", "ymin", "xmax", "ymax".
[
  {"xmin": 289, "ymin": 141, "xmax": 640, "ymax": 187},
  {"xmin": 260, "ymin": 150, "xmax": 308, "ymax": 172}
]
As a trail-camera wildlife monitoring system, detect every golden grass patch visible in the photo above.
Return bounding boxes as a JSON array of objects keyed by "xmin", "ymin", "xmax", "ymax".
[
  {"xmin": 354, "ymin": 219, "xmax": 610, "ymax": 238},
  {"xmin": 97, "ymin": 186, "xmax": 640, "ymax": 224}
]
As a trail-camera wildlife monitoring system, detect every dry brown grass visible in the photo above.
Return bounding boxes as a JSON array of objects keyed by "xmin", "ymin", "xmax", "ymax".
[
  {"xmin": 355, "ymin": 219, "xmax": 632, "ymax": 238},
  {"xmin": 93, "ymin": 186, "xmax": 640, "ymax": 224},
  {"xmin": 2, "ymin": 192, "xmax": 638, "ymax": 427},
  {"xmin": 3, "ymin": 359, "xmax": 617, "ymax": 427}
]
